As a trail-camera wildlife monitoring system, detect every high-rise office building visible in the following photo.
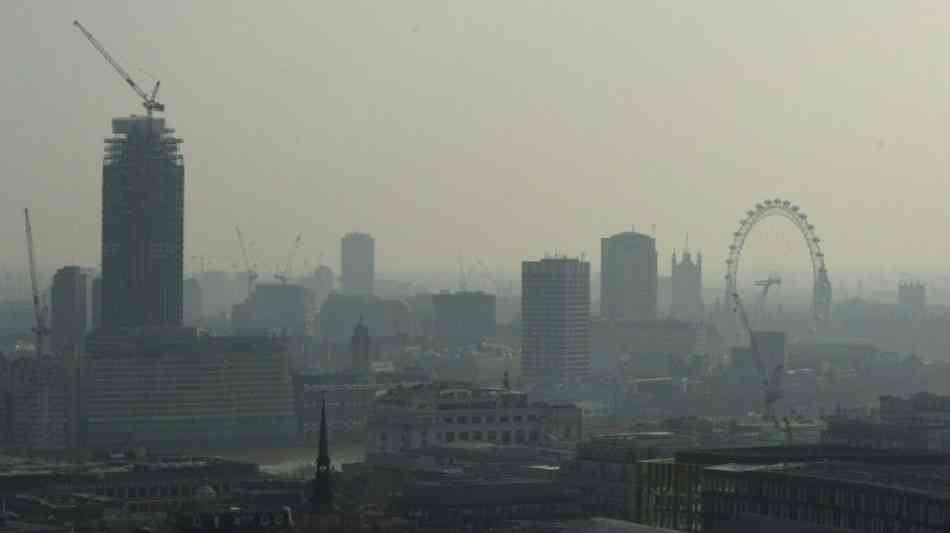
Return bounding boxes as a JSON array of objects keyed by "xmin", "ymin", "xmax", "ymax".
[
  {"xmin": 51, "ymin": 266, "xmax": 88, "ymax": 356},
  {"xmin": 671, "ymin": 249, "xmax": 704, "ymax": 320},
  {"xmin": 341, "ymin": 233, "xmax": 374, "ymax": 296},
  {"xmin": 101, "ymin": 116, "xmax": 184, "ymax": 330},
  {"xmin": 91, "ymin": 277, "xmax": 102, "ymax": 331},
  {"xmin": 600, "ymin": 231, "xmax": 657, "ymax": 321},
  {"xmin": 521, "ymin": 257, "xmax": 591, "ymax": 382}
]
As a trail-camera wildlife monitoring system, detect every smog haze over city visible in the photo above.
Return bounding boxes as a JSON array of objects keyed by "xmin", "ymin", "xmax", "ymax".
[
  {"xmin": 6, "ymin": 3, "xmax": 950, "ymax": 533},
  {"xmin": 5, "ymin": 2, "xmax": 950, "ymax": 280}
]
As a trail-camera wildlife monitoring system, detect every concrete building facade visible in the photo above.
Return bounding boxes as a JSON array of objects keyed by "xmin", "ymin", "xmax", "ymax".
[
  {"xmin": 84, "ymin": 331, "xmax": 295, "ymax": 449},
  {"xmin": 601, "ymin": 231, "xmax": 657, "ymax": 321},
  {"xmin": 341, "ymin": 232, "xmax": 374, "ymax": 296},
  {"xmin": 51, "ymin": 266, "xmax": 88, "ymax": 356},
  {"xmin": 367, "ymin": 383, "xmax": 582, "ymax": 453},
  {"xmin": 100, "ymin": 116, "xmax": 184, "ymax": 330},
  {"xmin": 521, "ymin": 257, "xmax": 591, "ymax": 382}
]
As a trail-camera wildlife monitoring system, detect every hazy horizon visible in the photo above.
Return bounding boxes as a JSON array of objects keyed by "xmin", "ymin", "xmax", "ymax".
[{"xmin": 4, "ymin": 2, "xmax": 950, "ymax": 284}]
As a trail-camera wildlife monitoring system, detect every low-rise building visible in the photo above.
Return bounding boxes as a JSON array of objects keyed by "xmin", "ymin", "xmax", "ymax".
[
  {"xmin": 391, "ymin": 478, "xmax": 585, "ymax": 528},
  {"xmin": 561, "ymin": 432, "xmax": 699, "ymax": 522},
  {"xmin": 367, "ymin": 383, "xmax": 582, "ymax": 453},
  {"xmin": 0, "ymin": 455, "xmax": 261, "ymax": 515},
  {"xmin": 702, "ymin": 461, "xmax": 950, "ymax": 532}
]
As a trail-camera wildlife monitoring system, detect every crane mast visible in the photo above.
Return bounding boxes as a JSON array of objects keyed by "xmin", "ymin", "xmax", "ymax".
[
  {"xmin": 24, "ymin": 209, "xmax": 50, "ymax": 358},
  {"xmin": 73, "ymin": 20, "xmax": 164, "ymax": 116},
  {"xmin": 276, "ymin": 234, "xmax": 303, "ymax": 284},
  {"xmin": 732, "ymin": 291, "xmax": 782, "ymax": 423},
  {"xmin": 236, "ymin": 227, "xmax": 257, "ymax": 297}
]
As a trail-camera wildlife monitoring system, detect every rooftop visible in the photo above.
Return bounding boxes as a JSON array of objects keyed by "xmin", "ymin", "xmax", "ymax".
[
  {"xmin": 708, "ymin": 461, "xmax": 950, "ymax": 500},
  {"xmin": 676, "ymin": 445, "xmax": 950, "ymax": 467}
]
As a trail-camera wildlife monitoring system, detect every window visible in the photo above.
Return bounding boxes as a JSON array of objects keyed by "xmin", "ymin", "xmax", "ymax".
[
  {"xmin": 458, "ymin": 416, "xmax": 468, "ymax": 424},
  {"xmin": 473, "ymin": 431, "xmax": 483, "ymax": 441},
  {"xmin": 502, "ymin": 430, "xmax": 511, "ymax": 443},
  {"xmin": 459, "ymin": 431, "xmax": 469, "ymax": 441},
  {"xmin": 446, "ymin": 432, "xmax": 455, "ymax": 442},
  {"xmin": 529, "ymin": 430, "xmax": 539, "ymax": 442},
  {"xmin": 472, "ymin": 416, "xmax": 482, "ymax": 423},
  {"xmin": 486, "ymin": 415, "xmax": 496, "ymax": 423},
  {"xmin": 444, "ymin": 417, "xmax": 454, "ymax": 424},
  {"xmin": 515, "ymin": 429, "xmax": 525, "ymax": 443},
  {"xmin": 514, "ymin": 415, "xmax": 523, "ymax": 422},
  {"xmin": 487, "ymin": 431, "xmax": 497, "ymax": 441},
  {"xmin": 500, "ymin": 415, "xmax": 510, "ymax": 423},
  {"xmin": 527, "ymin": 414, "xmax": 537, "ymax": 422}
]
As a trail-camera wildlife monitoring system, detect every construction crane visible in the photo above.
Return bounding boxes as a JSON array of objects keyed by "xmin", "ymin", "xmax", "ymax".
[
  {"xmin": 275, "ymin": 234, "xmax": 303, "ymax": 284},
  {"xmin": 753, "ymin": 275, "xmax": 782, "ymax": 326},
  {"xmin": 23, "ymin": 209, "xmax": 50, "ymax": 358},
  {"xmin": 73, "ymin": 20, "xmax": 164, "ymax": 117},
  {"xmin": 475, "ymin": 258, "xmax": 503, "ymax": 295},
  {"xmin": 235, "ymin": 227, "xmax": 257, "ymax": 297},
  {"xmin": 732, "ymin": 291, "xmax": 783, "ymax": 423}
]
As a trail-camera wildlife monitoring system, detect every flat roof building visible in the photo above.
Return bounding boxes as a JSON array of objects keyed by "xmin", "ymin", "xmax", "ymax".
[
  {"xmin": 433, "ymin": 291, "xmax": 496, "ymax": 345},
  {"xmin": 601, "ymin": 231, "xmax": 657, "ymax": 321},
  {"xmin": 341, "ymin": 233, "xmax": 374, "ymax": 296},
  {"xmin": 85, "ymin": 331, "xmax": 295, "ymax": 450},
  {"xmin": 51, "ymin": 266, "xmax": 88, "ymax": 356},
  {"xmin": 522, "ymin": 257, "xmax": 591, "ymax": 383}
]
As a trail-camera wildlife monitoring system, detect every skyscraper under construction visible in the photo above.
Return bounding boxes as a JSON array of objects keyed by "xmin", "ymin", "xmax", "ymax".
[{"xmin": 100, "ymin": 116, "xmax": 184, "ymax": 329}]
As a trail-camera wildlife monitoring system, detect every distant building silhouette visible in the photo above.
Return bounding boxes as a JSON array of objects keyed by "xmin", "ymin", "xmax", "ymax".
[
  {"xmin": 182, "ymin": 278, "xmax": 202, "ymax": 326},
  {"xmin": 671, "ymin": 247, "xmax": 703, "ymax": 320},
  {"xmin": 601, "ymin": 231, "xmax": 657, "ymax": 321},
  {"xmin": 898, "ymin": 280, "xmax": 926, "ymax": 314},
  {"xmin": 341, "ymin": 233, "xmax": 374, "ymax": 296},
  {"xmin": 231, "ymin": 283, "xmax": 314, "ymax": 336},
  {"xmin": 319, "ymin": 293, "xmax": 409, "ymax": 342},
  {"xmin": 100, "ymin": 116, "xmax": 184, "ymax": 329},
  {"xmin": 351, "ymin": 318, "xmax": 371, "ymax": 373},
  {"xmin": 521, "ymin": 257, "xmax": 591, "ymax": 382},
  {"xmin": 51, "ymin": 266, "xmax": 88, "ymax": 356},
  {"xmin": 433, "ymin": 291, "xmax": 496, "ymax": 346}
]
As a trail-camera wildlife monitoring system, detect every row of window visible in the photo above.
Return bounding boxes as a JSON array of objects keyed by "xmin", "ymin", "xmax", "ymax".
[
  {"xmin": 443, "ymin": 414, "xmax": 537, "ymax": 425},
  {"xmin": 444, "ymin": 429, "xmax": 539, "ymax": 444}
]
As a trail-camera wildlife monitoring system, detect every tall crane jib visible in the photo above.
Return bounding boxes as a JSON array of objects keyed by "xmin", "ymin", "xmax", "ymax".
[
  {"xmin": 73, "ymin": 20, "xmax": 164, "ymax": 116},
  {"xmin": 24, "ymin": 209, "xmax": 50, "ymax": 358}
]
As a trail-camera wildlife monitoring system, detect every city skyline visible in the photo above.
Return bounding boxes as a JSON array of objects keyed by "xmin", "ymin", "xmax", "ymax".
[{"xmin": 4, "ymin": 3, "xmax": 950, "ymax": 278}]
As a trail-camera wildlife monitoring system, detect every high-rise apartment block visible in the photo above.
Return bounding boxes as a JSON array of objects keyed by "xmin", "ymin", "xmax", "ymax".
[
  {"xmin": 51, "ymin": 266, "xmax": 88, "ymax": 356},
  {"xmin": 341, "ymin": 233, "xmax": 374, "ymax": 296},
  {"xmin": 601, "ymin": 231, "xmax": 657, "ymax": 321},
  {"xmin": 101, "ymin": 116, "xmax": 184, "ymax": 330},
  {"xmin": 671, "ymin": 249, "xmax": 704, "ymax": 320},
  {"xmin": 521, "ymin": 257, "xmax": 591, "ymax": 382}
]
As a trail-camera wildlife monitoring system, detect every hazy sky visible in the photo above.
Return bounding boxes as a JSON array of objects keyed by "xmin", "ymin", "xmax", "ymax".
[{"xmin": 3, "ymin": 2, "xmax": 950, "ymax": 284}]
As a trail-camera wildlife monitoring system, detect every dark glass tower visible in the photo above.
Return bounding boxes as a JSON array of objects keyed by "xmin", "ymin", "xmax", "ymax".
[{"xmin": 101, "ymin": 116, "xmax": 184, "ymax": 329}]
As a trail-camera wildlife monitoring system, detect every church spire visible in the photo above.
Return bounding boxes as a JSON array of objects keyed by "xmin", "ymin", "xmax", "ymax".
[{"xmin": 312, "ymin": 393, "xmax": 333, "ymax": 511}]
